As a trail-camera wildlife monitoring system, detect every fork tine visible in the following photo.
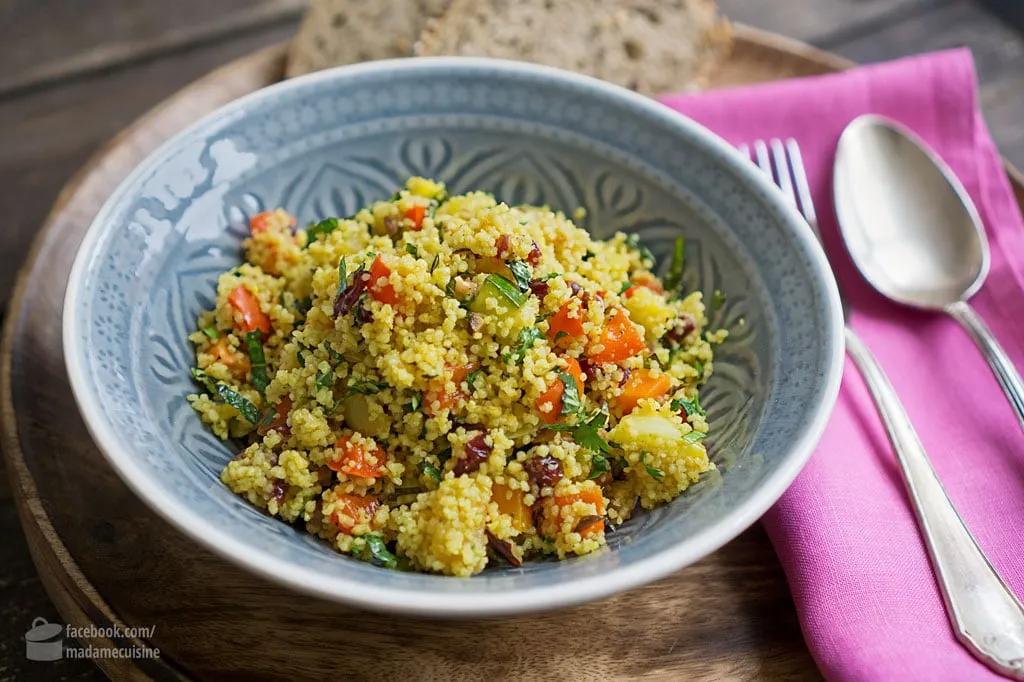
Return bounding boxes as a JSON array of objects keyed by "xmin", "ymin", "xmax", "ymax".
[
  {"xmin": 769, "ymin": 138, "xmax": 796, "ymax": 205},
  {"xmin": 753, "ymin": 140, "xmax": 772, "ymax": 179},
  {"xmin": 784, "ymin": 138, "xmax": 818, "ymax": 227}
]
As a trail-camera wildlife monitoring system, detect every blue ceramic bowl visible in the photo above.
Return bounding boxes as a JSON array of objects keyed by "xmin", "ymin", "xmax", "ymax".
[{"xmin": 64, "ymin": 58, "xmax": 843, "ymax": 616}]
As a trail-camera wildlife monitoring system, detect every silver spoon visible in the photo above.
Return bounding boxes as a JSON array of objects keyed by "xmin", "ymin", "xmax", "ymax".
[{"xmin": 834, "ymin": 114, "xmax": 1024, "ymax": 431}]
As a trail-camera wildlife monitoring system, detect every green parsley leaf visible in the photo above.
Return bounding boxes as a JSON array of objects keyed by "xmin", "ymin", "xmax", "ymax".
[
  {"xmin": 692, "ymin": 360, "xmax": 705, "ymax": 382},
  {"xmin": 315, "ymin": 367, "xmax": 334, "ymax": 392},
  {"xmin": 540, "ymin": 272, "xmax": 561, "ymax": 281},
  {"xmin": 327, "ymin": 347, "xmax": 343, "ymax": 365},
  {"xmin": 430, "ymin": 254, "xmax": 440, "ymax": 273},
  {"xmin": 618, "ymin": 281, "xmax": 632, "ymax": 294},
  {"xmin": 683, "ymin": 430, "xmax": 707, "ymax": 444},
  {"xmin": 405, "ymin": 242, "xmax": 419, "ymax": 258},
  {"xmin": 306, "ymin": 217, "xmax": 340, "ymax": 245},
  {"xmin": 508, "ymin": 260, "xmax": 532, "ymax": 292},
  {"xmin": 465, "ymin": 368, "xmax": 482, "ymax": 388},
  {"xmin": 245, "ymin": 331, "xmax": 269, "ymax": 394},
  {"xmin": 358, "ymin": 534, "xmax": 398, "ymax": 569},
  {"xmin": 435, "ymin": 447, "xmax": 453, "ymax": 464},
  {"xmin": 588, "ymin": 453, "xmax": 610, "ymax": 480},
  {"xmin": 663, "ymin": 236, "xmax": 685, "ymax": 293},
  {"xmin": 558, "ymin": 371, "xmax": 582, "ymax": 416},
  {"xmin": 422, "ymin": 463, "xmax": 442, "ymax": 482},
  {"xmin": 505, "ymin": 327, "xmax": 542, "ymax": 364},
  {"xmin": 407, "ymin": 392, "xmax": 423, "ymax": 413},
  {"xmin": 201, "ymin": 326, "xmax": 219, "ymax": 340},
  {"xmin": 296, "ymin": 349, "xmax": 306, "ymax": 368},
  {"xmin": 573, "ymin": 410, "xmax": 611, "ymax": 453},
  {"xmin": 640, "ymin": 452, "xmax": 664, "ymax": 481},
  {"xmin": 670, "ymin": 394, "xmax": 706, "ymax": 418}
]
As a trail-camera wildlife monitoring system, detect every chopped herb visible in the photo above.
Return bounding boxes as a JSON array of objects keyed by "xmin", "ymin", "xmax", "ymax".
[
  {"xmin": 543, "ymin": 422, "xmax": 577, "ymax": 432},
  {"xmin": 445, "ymin": 277, "xmax": 458, "ymax": 298},
  {"xmin": 484, "ymin": 274, "xmax": 527, "ymax": 308},
  {"xmin": 504, "ymin": 326, "xmax": 542, "ymax": 364},
  {"xmin": 296, "ymin": 350, "xmax": 306, "ymax": 368},
  {"xmin": 430, "ymin": 254, "xmax": 440, "ymax": 273},
  {"xmin": 625, "ymin": 233, "xmax": 655, "ymax": 265},
  {"xmin": 436, "ymin": 447, "xmax": 453, "ymax": 464},
  {"xmin": 640, "ymin": 452, "xmax": 664, "ymax": 481},
  {"xmin": 294, "ymin": 297, "xmax": 312, "ymax": 317},
  {"xmin": 664, "ymin": 236, "xmax": 685, "ymax": 293},
  {"xmin": 315, "ymin": 367, "xmax": 334, "ymax": 392},
  {"xmin": 618, "ymin": 281, "xmax": 632, "ymax": 294},
  {"xmin": 465, "ymin": 368, "xmax": 482, "ymax": 388},
  {"xmin": 540, "ymin": 272, "xmax": 561, "ymax": 281},
  {"xmin": 508, "ymin": 260, "xmax": 532, "ymax": 292},
  {"xmin": 407, "ymin": 392, "xmax": 423, "ymax": 413},
  {"xmin": 346, "ymin": 378, "xmax": 387, "ymax": 396},
  {"xmin": 573, "ymin": 409, "xmax": 611, "ymax": 453},
  {"xmin": 246, "ymin": 331, "xmax": 269, "ymax": 393},
  {"xmin": 692, "ymin": 360, "xmax": 705, "ymax": 381},
  {"xmin": 554, "ymin": 330, "xmax": 569, "ymax": 342},
  {"xmin": 306, "ymin": 217, "xmax": 340, "ymax": 245},
  {"xmin": 357, "ymin": 534, "xmax": 398, "ymax": 569},
  {"xmin": 201, "ymin": 326, "xmax": 219, "ymax": 340},
  {"xmin": 588, "ymin": 453, "xmax": 610, "ymax": 480},
  {"xmin": 190, "ymin": 367, "xmax": 218, "ymax": 395},
  {"xmin": 422, "ymin": 463, "xmax": 442, "ymax": 482},
  {"xmin": 327, "ymin": 347, "xmax": 343, "ymax": 365},
  {"xmin": 582, "ymin": 251, "xmax": 595, "ymax": 261},
  {"xmin": 683, "ymin": 430, "xmax": 707, "ymax": 444},
  {"xmin": 558, "ymin": 371, "xmax": 582, "ymax": 416},
  {"xmin": 218, "ymin": 383, "xmax": 260, "ymax": 424},
  {"xmin": 405, "ymin": 243, "xmax": 419, "ymax": 258},
  {"xmin": 670, "ymin": 394, "xmax": 706, "ymax": 417}
]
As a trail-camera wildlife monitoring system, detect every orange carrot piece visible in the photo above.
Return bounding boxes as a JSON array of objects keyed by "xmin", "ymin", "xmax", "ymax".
[
  {"xmin": 331, "ymin": 435, "xmax": 387, "ymax": 479},
  {"xmin": 404, "ymin": 205, "xmax": 426, "ymax": 229},
  {"xmin": 227, "ymin": 285, "xmax": 271, "ymax": 336},
  {"xmin": 330, "ymin": 492, "xmax": 380, "ymax": 534},
  {"xmin": 616, "ymin": 369, "xmax": 671, "ymax": 413},
  {"xmin": 547, "ymin": 300, "xmax": 586, "ymax": 346},
  {"xmin": 368, "ymin": 255, "xmax": 399, "ymax": 305},
  {"xmin": 492, "ymin": 484, "xmax": 532, "ymax": 533},
  {"xmin": 588, "ymin": 308, "xmax": 645, "ymax": 364},
  {"xmin": 535, "ymin": 357, "xmax": 584, "ymax": 423}
]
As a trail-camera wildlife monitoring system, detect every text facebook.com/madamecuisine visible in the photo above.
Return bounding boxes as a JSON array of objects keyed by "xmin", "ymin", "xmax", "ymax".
[{"xmin": 24, "ymin": 617, "xmax": 160, "ymax": 662}]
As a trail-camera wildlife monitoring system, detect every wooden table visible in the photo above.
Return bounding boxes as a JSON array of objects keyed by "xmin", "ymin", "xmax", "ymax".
[{"xmin": 1, "ymin": 2, "xmax": 1022, "ymax": 679}]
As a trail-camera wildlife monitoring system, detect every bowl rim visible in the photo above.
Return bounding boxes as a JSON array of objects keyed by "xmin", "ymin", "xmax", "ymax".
[{"xmin": 63, "ymin": 55, "xmax": 845, "ymax": 617}]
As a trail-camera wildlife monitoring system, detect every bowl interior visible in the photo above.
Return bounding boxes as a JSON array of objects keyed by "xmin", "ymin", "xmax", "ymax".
[{"xmin": 66, "ymin": 58, "xmax": 840, "ymax": 614}]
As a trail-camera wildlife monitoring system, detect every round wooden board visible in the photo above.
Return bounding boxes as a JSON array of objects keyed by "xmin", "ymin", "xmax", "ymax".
[{"xmin": 3, "ymin": 25, "xmax": 1021, "ymax": 680}]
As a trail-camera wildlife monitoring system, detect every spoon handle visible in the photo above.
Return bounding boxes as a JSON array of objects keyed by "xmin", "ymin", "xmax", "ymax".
[
  {"xmin": 844, "ymin": 326, "xmax": 1024, "ymax": 679},
  {"xmin": 945, "ymin": 300, "xmax": 1024, "ymax": 432}
]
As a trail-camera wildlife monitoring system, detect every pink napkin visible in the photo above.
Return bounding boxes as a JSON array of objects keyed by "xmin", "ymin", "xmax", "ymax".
[{"xmin": 661, "ymin": 49, "xmax": 1024, "ymax": 681}]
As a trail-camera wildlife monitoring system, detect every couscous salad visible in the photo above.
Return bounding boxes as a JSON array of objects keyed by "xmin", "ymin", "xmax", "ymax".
[{"xmin": 188, "ymin": 177, "xmax": 723, "ymax": 576}]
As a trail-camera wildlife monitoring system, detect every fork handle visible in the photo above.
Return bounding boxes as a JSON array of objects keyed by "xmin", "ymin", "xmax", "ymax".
[
  {"xmin": 945, "ymin": 300, "xmax": 1024, "ymax": 432},
  {"xmin": 844, "ymin": 326, "xmax": 1024, "ymax": 679}
]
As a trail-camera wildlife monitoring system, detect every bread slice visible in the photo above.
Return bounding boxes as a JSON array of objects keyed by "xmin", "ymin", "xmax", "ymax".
[
  {"xmin": 286, "ymin": 0, "xmax": 452, "ymax": 77},
  {"xmin": 415, "ymin": 0, "xmax": 731, "ymax": 94}
]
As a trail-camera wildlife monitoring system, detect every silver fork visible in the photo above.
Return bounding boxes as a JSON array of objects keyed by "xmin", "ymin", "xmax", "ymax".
[{"xmin": 741, "ymin": 138, "xmax": 1024, "ymax": 679}]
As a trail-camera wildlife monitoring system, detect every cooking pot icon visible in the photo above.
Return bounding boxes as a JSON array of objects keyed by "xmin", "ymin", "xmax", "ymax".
[{"xmin": 25, "ymin": 617, "xmax": 63, "ymax": 661}]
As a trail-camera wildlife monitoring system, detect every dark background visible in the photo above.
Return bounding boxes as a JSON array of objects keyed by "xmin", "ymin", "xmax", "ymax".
[{"xmin": 1, "ymin": 1, "xmax": 1022, "ymax": 678}]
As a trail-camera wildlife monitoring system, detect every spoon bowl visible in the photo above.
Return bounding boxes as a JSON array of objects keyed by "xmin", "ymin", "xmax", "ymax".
[
  {"xmin": 834, "ymin": 113, "xmax": 1024, "ymax": 431},
  {"xmin": 834, "ymin": 114, "xmax": 989, "ymax": 309}
]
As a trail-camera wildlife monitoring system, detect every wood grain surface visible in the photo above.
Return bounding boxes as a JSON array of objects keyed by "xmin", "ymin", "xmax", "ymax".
[{"xmin": 2, "ymin": 2, "xmax": 1024, "ymax": 680}]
